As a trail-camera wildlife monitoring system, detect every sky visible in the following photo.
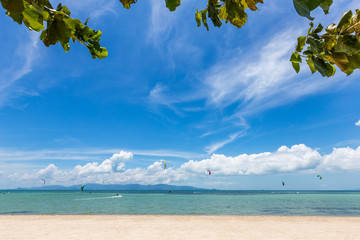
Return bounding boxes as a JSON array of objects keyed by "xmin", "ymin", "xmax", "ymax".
[{"xmin": 0, "ymin": 0, "xmax": 360, "ymax": 190}]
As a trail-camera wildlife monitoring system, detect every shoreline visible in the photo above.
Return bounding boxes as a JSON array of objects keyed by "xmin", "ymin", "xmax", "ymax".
[{"xmin": 1, "ymin": 215, "xmax": 360, "ymax": 239}]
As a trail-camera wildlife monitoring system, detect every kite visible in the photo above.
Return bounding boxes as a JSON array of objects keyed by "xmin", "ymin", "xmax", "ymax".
[
  {"xmin": 282, "ymin": 181, "xmax": 285, "ymax": 186},
  {"xmin": 41, "ymin": 179, "xmax": 46, "ymax": 185},
  {"xmin": 81, "ymin": 184, "xmax": 86, "ymax": 191},
  {"xmin": 161, "ymin": 160, "xmax": 166, "ymax": 169},
  {"xmin": 317, "ymin": 175, "xmax": 322, "ymax": 180},
  {"xmin": 207, "ymin": 170, "xmax": 211, "ymax": 175}
]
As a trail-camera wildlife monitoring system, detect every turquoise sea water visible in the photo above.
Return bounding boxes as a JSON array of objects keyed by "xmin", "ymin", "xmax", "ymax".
[{"xmin": 0, "ymin": 190, "xmax": 360, "ymax": 216}]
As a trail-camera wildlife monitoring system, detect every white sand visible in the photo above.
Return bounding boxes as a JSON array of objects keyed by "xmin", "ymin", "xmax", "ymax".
[{"xmin": 0, "ymin": 215, "xmax": 360, "ymax": 240}]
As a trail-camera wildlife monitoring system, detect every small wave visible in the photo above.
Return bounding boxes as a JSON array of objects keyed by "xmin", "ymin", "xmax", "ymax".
[{"xmin": 75, "ymin": 195, "xmax": 123, "ymax": 201}]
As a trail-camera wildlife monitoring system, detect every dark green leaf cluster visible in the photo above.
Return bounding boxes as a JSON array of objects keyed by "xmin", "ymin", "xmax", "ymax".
[
  {"xmin": 292, "ymin": 0, "xmax": 333, "ymax": 20},
  {"xmin": 1, "ymin": 0, "xmax": 107, "ymax": 59},
  {"xmin": 195, "ymin": 0, "xmax": 263, "ymax": 30},
  {"xmin": 291, "ymin": 10, "xmax": 360, "ymax": 76}
]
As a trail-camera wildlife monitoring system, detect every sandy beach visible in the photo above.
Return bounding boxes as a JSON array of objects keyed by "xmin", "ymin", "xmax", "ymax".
[{"xmin": 0, "ymin": 215, "xmax": 359, "ymax": 240}]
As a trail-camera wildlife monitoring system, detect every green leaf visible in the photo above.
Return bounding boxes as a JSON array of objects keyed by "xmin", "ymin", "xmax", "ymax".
[
  {"xmin": 219, "ymin": 5, "xmax": 228, "ymax": 21},
  {"xmin": 290, "ymin": 52, "xmax": 302, "ymax": 63},
  {"xmin": 337, "ymin": 10, "xmax": 352, "ymax": 32},
  {"xmin": 306, "ymin": 57, "xmax": 317, "ymax": 74},
  {"xmin": 325, "ymin": 23, "xmax": 337, "ymax": 34},
  {"xmin": 244, "ymin": 0, "xmax": 263, "ymax": 11},
  {"xmin": 165, "ymin": 0, "xmax": 181, "ymax": 12},
  {"xmin": 348, "ymin": 53, "xmax": 360, "ymax": 69},
  {"xmin": 307, "ymin": 22, "xmax": 314, "ymax": 34},
  {"xmin": 1, "ymin": 0, "xmax": 24, "ymax": 13},
  {"xmin": 6, "ymin": 11, "xmax": 23, "ymax": 24},
  {"xmin": 119, "ymin": 0, "xmax": 137, "ymax": 9},
  {"xmin": 60, "ymin": 5, "xmax": 71, "ymax": 17},
  {"xmin": 306, "ymin": 35, "xmax": 324, "ymax": 53},
  {"xmin": 292, "ymin": 62, "xmax": 300, "ymax": 73},
  {"xmin": 292, "ymin": 0, "xmax": 315, "ymax": 20},
  {"xmin": 319, "ymin": 0, "xmax": 332, "ymax": 14},
  {"xmin": 201, "ymin": 10, "xmax": 209, "ymax": 31},
  {"xmin": 225, "ymin": 1, "xmax": 247, "ymax": 28},
  {"xmin": 22, "ymin": 3, "xmax": 45, "ymax": 32},
  {"xmin": 295, "ymin": 36, "xmax": 306, "ymax": 52},
  {"xmin": 334, "ymin": 35, "xmax": 360, "ymax": 55},
  {"xmin": 312, "ymin": 56, "xmax": 336, "ymax": 77},
  {"xmin": 60, "ymin": 41, "xmax": 70, "ymax": 52},
  {"xmin": 207, "ymin": 0, "xmax": 222, "ymax": 28},
  {"xmin": 325, "ymin": 52, "xmax": 349, "ymax": 72},
  {"xmin": 323, "ymin": 35, "xmax": 337, "ymax": 51},
  {"xmin": 312, "ymin": 23, "xmax": 323, "ymax": 34},
  {"xmin": 292, "ymin": 0, "xmax": 331, "ymax": 20},
  {"xmin": 195, "ymin": 9, "xmax": 202, "ymax": 27},
  {"xmin": 327, "ymin": 64, "xmax": 336, "ymax": 76}
]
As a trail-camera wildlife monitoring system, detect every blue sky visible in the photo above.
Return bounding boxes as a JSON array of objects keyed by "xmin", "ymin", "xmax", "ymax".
[{"xmin": 0, "ymin": 0, "xmax": 360, "ymax": 190}]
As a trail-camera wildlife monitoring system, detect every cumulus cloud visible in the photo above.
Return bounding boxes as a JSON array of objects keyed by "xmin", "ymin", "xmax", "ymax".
[
  {"xmin": 38, "ymin": 164, "xmax": 61, "ymax": 179},
  {"xmin": 355, "ymin": 120, "xmax": 360, "ymax": 126},
  {"xmin": 6, "ymin": 145, "xmax": 360, "ymax": 187},
  {"xmin": 320, "ymin": 146, "xmax": 360, "ymax": 171},
  {"xmin": 182, "ymin": 144, "xmax": 322, "ymax": 175},
  {"xmin": 72, "ymin": 151, "xmax": 133, "ymax": 175}
]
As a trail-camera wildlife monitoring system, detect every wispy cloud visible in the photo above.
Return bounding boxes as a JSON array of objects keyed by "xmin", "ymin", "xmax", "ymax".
[
  {"xmin": 334, "ymin": 139, "xmax": 360, "ymax": 147},
  {"xmin": 355, "ymin": 120, "xmax": 360, "ymax": 127},
  {"xmin": 0, "ymin": 32, "xmax": 40, "ymax": 107},
  {"xmin": 142, "ymin": 1, "xmax": 358, "ymax": 153},
  {"xmin": 60, "ymin": 0, "xmax": 118, "ymax": 21},
  {"xmin": 202, "ymin": 29, "xmax": 350, "ymax": 119},
  {"xmin": 0, "ymin": 147, "xmax": 204, "ymax": 162},
  {"xmin": 205, "ymin": 131, "xmax": 246, "ymax": 154},
  {"xmin": 147, "ymin": 0, "xmax": 175, "ymax": 43}
]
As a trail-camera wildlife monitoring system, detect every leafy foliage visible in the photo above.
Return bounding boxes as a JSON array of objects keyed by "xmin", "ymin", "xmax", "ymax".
[
  {"xmin": 1, "ymin": 0, "xmax": 360, "ymax": 77},
  {"xmin": 195, "ymin": 0, "xmax": 263, "ymax": 30},
  {"xmin": 2, "ymin": 0, "xmax": 107, "ymax": 59},
  {"xmin": 291, "ymin": 9, "xmax": 360, "ymax": 76}
]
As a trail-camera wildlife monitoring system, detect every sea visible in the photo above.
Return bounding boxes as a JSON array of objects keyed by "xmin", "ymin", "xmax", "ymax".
[{"xmin": 0, "ymin": 190, "xmax": 360, "ymax": 216}]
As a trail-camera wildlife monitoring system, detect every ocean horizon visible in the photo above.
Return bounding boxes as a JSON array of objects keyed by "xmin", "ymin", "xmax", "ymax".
[{"xmin": 1, "ymin": 190, "xmax": 360, "ymax": 216}]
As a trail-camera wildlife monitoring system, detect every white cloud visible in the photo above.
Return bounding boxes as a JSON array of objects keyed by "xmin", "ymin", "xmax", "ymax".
[
  {"xmin": 182, "ymin": 144, "xmax": 322, "ymax": 175},
  {"xmin": 355, "ymin": 120, "xmax": 360, "ymax": 126},
  {"xmin": 71, "ymin": 151, "xmax": 133, "ymax": 176},
  {"xmin": 7, "ymin": 144, "xmax": 360, "ymax": 187},
  {"xmin": 11, "ymin": 159, "xmax": 186, "ymax": 186},
  {"xmin": 320, "ymin": 146, "xmax": 360, "ymax": 171},
  {"xmin": 38, "ymin": 164, "xmax": 60, "ymax": 179}
]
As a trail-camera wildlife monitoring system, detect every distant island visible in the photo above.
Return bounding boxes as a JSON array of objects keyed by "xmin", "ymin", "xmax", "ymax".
[{"xmin": 12, "ymin": 183, "xmax": 212, "ymax": 191}]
